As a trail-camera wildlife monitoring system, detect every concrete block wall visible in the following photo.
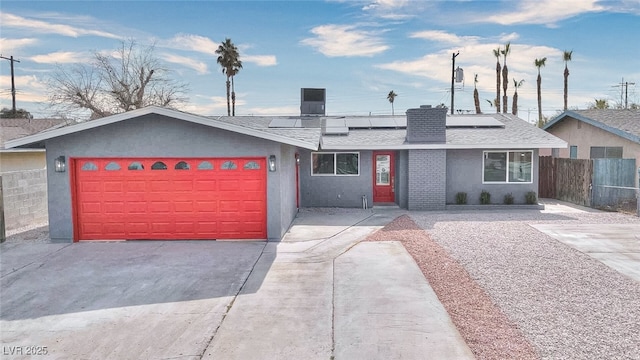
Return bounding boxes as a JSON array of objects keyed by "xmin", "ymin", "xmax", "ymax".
[
  {"xmin": 405, "ymin": 105, "xmax": 447, "ymax": 143},
  {"xmin": 408, "ymin": 149, "xmax": 447, "ymax": 210},
  {"xmin": 1, "ymin": 169, "xmax": 48, "ymax": 230}
]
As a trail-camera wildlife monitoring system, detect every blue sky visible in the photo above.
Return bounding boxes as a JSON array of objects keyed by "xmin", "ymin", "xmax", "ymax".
[{"xmin": 1, "ymin": 0, "xmax": 639, "ymax": 122}]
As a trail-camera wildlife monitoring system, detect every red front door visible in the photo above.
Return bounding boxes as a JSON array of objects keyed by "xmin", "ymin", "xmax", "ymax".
[{"xmin": 373, "ymin": 151, "xmax": 395, "ymax": 203}]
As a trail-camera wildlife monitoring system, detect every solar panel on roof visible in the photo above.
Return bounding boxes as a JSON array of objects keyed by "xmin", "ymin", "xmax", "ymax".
[
  {"xmin": 393, "ymin": 117, "xmax": 407, "ymax": 127},
  {"xmin": 446, "ymin": 117, "xmax": 504, "ymax": 128},
  {"xmin": 325, "ymin": 118, "xmax": 347, "ymax": 128},
  {"xmin": 323, "ymin": 127, "xmax": 349, "ymax": 135},
  {"xmin": 269, "ymin": 118, "xmax": 299, "ymax": 128},
  {"xmin": 345, "ymin": 118, "xmax": 372, "ymax": 128},
  {"xmin": 369, "ymin": 117, "xmax": 398, "ymax": 128}
]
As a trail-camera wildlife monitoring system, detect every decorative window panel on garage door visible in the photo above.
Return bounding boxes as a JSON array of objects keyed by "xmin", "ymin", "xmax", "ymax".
[{"xmin": 73, "ymin": 158, "xmax": 267, "ymax": 241}]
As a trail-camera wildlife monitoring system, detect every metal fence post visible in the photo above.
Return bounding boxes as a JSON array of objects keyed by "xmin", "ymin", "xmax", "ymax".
[{"xmin": 0, "ymin": 175, "xmax": 5, "ymax": 243}]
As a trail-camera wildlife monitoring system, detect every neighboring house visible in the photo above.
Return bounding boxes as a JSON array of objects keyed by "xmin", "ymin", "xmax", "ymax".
[
  {"xmin": 5, "ymin": 101, "xmax": 565, "ymax": 242},
  {"xmin": 1, "ymin": 118, "xmax": 66, "ymax": 172},
  {"xmin": 542, "ymin": 109, "xmax": 640, "ymax": 182}
]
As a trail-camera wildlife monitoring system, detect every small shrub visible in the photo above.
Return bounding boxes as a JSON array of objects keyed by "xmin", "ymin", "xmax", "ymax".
[
  {"xmin": 525, "ymin": 191, "xmax": 537, "ymax": 204},
  {"xmin": 455, "ymin": 192, "xmax": 467, "ymax": 205},
  {"xmin": 503, "ymin": 193, "xmax": 514, "ymax": 205},
  {"xmin": 480, "ymin": 190, "xmax": 491, "ymax": 205}
]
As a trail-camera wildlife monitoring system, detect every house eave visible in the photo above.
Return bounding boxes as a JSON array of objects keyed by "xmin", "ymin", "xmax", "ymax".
[
  {"xmin": 4, "ymin": 106, "xmax": 320, "ymax": 151},
  {"xmin": 545, "ymin": 111, "xmax": 640, "ymax": 145},
  {"xmin": 319, "ymin": 142, "xmax": 568, "ymax": 151},
  {"xmin": 0, "ymin": 148, "xmax": 46, "ymax": 153}
]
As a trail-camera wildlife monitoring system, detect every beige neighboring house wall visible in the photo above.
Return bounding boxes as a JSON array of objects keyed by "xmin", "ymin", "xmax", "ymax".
[
  {"xmin": 1, "ymin": 117, "xmax": 66, "ymax": 173},
  {"xmin": 543, "ymin": 116, "xmax": 640, "ymax": 161},
  {"xmin": 0, "ymin": 150, "xmax": 47, "ymax": 173},
  {"xmin": 542, "ymin": 109, "xmax": 640, "ymax": 185}
]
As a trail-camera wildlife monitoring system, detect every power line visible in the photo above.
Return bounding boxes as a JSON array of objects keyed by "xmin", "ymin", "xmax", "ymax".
[
  {"xmin": 612, "ymin": 78, "xmax": 636, "ymax": 109},
  {"xmin": 0, "ymin": 54, "xmax": 20, "ymax": 115}
]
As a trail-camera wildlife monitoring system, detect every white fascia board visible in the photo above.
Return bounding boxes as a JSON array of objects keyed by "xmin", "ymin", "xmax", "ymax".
[
  {"xmin": 320, "ymin": 141, "xmax": 568, "ymax": 151},
  {"xmin": 0, "ymin": 148, "xmax": 46, "ymax": 153},
  {"xmin": 5, "ymin": 106, "xmax": 320, "ymax": 150}
]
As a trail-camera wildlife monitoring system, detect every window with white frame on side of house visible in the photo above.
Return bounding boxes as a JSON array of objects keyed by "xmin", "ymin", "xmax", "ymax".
[
  {"xmin": 570, "ymin": 145, "xmax": 578, "ymax": 159},
  {"xmin": 311, "ymin": 152, "xmax": 359, "ymax": 176},
  {"xmin": 483, "ymin": 150, "xmax": 533, "ymax": 184},
  {"xmin": 589, "ymin": 146, "xmax": 623, "ymax": 159}
]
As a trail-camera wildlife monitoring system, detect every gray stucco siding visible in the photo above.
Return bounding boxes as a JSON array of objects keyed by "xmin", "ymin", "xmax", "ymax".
[
  {"xmin": 45, "ymin": 114, "xmax": 294, "ymax": 241},
  {"xmin": 446, "ymin": 149, "xmax": 539, "ymax": 205},
  {"xmin": 298, "ymin": 149, "xmax": 373, "ymax": 208},
  {"xmin": 396, "ymin": 150, "xmax": 409, "ymax": 209},
  {"xmin": 277, "ymin": 144, "xmax": 300, "ymax": 238}
]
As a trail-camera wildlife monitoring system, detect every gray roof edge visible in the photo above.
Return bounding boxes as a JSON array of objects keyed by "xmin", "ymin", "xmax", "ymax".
[
  {"xmin": 544, "ymin": 110, "xmax": 640, "ymax": 145},
  {"xmin": 4, "ymin": 106, "xmax": 320, "ymax": 150},
  {"xmin": 320, "ymin": 141, "xmax": 568, "ymax": 151}
]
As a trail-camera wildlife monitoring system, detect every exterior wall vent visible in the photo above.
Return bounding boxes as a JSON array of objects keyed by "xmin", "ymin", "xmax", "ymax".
[{"xmin": 300, "ymin": 88, "xmax": 326, "ymax": 116}]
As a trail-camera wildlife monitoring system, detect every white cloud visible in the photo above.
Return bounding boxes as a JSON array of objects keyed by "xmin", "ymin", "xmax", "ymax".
[
  {"xmin": 410, "ymin": 30, "xmax": 481, "ymax": 46},
  {"xmin": 162, "ymin": 53, "xmax": 209, "ymax": 74},
  {"xmin": 362, "ymin": 0, "xmax": 409, "ymax": 11},
  {"xmin": 480, "ymin": 0, "xmax": 606, "ymax": 26},
  {"xmin": 0, "ymin": 75, "xmax": 49, "ymax": 103},
  {"xmin": 376, "ymin": 42, "xmax": 562, "ymax": 105},
  {"xmin": 163, "ymin": 34, "xmax": 219, "ymax": 55},
  {"xmin": 499, "ymin": 32, "xmax": 520, "ymax": 42},
  {"xmin": 162, "ymin": 34, "xmax": 277, "ymax": 67},
  {"xmin": 301, "ymin": 24, "xmax": 389, "ymax": 57},
  {"xmin": 30, "ymin": 51, "xmax": 92, "ymax": 64},
  {"xmin": 243, "ymin": 55, "xmax": 277, "ymax": 67},
  {"xmin": 0, "ymin": 13, "xmax": 120, "ymax": 39},
  {"xmin": 0, "ymin": 38, "xmax": 38, "ymax": 53},
  {"xmin": 180, "ymin": 95, "xmax": 229, "ymax": 115}
]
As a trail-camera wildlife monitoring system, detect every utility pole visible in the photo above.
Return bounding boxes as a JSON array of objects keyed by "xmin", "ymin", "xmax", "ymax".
[
  {"xmin": 0, "ymin": 55, "xmax": 20, "ymax": 116},
  {"xmin": 613, "ymin": 78, "xmax": 636, "ymax": 109},
  {"xmin": 450, "ymin": 51, "xmax": 459, "ymax": 115}
]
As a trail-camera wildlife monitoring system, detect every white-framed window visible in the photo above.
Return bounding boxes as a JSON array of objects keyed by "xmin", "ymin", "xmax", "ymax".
[
  {"xmin": 311, "ymin": 152, "xmax": 359, "ymax": 176},
  {"xmin": 483, "ymin": 150, "xmax": 533, "ymax": 184}
]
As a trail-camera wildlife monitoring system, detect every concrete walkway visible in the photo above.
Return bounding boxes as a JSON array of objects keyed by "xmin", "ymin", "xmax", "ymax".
[
  {"xmin": 532, "ymin": 223, "xmax": 640, "ymax": 282},
  {"xmin": 203, "ymin": 209, "xmax": 473, "ymax": 359}
]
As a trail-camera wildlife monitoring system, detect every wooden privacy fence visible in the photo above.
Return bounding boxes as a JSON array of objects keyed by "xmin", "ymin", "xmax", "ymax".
[
  {"xmin": 556, "ymin": 158, "xmax": 593, "ymax": 206},
  {"xmin": 539, "ymin": 156, "xmax": 637, "ymax": 209}
]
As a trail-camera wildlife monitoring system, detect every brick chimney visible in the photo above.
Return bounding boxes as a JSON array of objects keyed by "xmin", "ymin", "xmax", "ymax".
[{"xmin": 405, "ymin": 105, "xmax": 447, "ymax": 143}]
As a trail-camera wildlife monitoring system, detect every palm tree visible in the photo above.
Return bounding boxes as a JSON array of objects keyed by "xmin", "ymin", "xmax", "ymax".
[
  {"xmin": 493, "ymin": 47, "xmax": 501, "ymax": 113},
  {"xmin": 589, "ymin": 98, "xmax": 610, "ymax": 109},
  {"xmin": 473, "ymin": 74, "xmax": 481, "ymax": 114},
  {"xmin": 563, "ymin": 50, "xmax": 573, "ymax": 111},
  {"xmin": 387, "ymin": 90, "xmax": 397, "ymax": 115},
  {"xmin": 501, "ymin": 42, "xmax": 511, "ymax": 113},
  {"xmin": 535, "ymin": 57, "xmax": 547, "ymax": 126},
  {"xmin": 215, "ymin": 38, "xmax": 241, "ymax": 116},
  {"xmin": 512, "ymin": 78, "xmax": 525, "ymax": 116},
  {"xmin": 229, "ymin": 59, "xmax": 242, "ymax": 116}
]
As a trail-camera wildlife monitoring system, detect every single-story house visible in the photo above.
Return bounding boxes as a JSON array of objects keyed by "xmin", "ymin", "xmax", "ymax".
[
  {"xmin": 541, "ymin": 109, "xmax": 640, "ymax": 183},
  {"xmin": 1, "ymin": 118, "xmax": 66, "ymax": 173},
  {"xmin": 5, "ymin": 101, "xmax": 566, "ymax": 242}
]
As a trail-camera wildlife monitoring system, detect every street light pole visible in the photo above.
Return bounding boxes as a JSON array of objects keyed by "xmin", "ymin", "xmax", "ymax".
[{"xmin": 450, "ymin": 51, "xmax": 459, "ymax": 115}]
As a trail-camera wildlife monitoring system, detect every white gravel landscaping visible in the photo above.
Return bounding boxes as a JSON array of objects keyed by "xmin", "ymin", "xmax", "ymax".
[{"xmin": 410, "ymin": 209, "xmax": 640, "ymax": 360}]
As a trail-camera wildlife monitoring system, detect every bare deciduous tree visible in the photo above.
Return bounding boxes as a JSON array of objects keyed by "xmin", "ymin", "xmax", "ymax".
[{"xmin": 48, "ymin": 40, "xmax": 187, "ymax": 119}]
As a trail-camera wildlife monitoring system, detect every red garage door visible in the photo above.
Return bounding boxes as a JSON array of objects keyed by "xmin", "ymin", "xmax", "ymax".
[{"xmin": 73, "ymin": 158, "xmax": 267, "ymax": 241}]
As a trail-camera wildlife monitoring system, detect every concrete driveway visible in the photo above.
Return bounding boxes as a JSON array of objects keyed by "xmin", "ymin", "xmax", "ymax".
[
  {"xmin": 1, "ymin": 209, "xmax": 472, "ymax": 360},
  {"xmin": 532, "ymin": 223, "xmax": 640, "ymax": 282},
  {"xmin": 1, "ymin": 241, "xmax": 266, "ymax": 359}
]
